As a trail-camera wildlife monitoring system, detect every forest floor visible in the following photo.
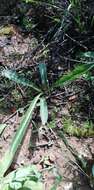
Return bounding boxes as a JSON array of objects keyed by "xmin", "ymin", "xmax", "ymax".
[{"xmin": 0, "ymin": 1, "xmax": 94, "ymax": 189}]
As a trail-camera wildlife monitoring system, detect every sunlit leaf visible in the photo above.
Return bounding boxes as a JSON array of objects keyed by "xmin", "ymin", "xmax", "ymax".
[
  {"xmin": 24, "ymin": 180, "xmax": 44, "ymax": 190},
  {"xmin": 40, "ymin": 97, "xmax": 48, "ymax": 125},
  {"xmin": 0, "ymin": 93, "xmax": 41, "ymax": 177},
  {"xmin": 0, "ymin": 165, "xmax": 43, "ymax": 190},
  {"xmin": 14, "ymin": 165, "xmax": 41, "ymax": 182},
  {"xmin": 10, "ymin": 181, "xmax": 22, "ymax": 189},
  {"xmin": 0, "ymin": 184, "xmax": 9, "ymax": 190}
]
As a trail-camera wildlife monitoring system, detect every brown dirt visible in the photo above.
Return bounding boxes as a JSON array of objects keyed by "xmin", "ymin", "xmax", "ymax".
[{"xmin": 0, "ymin": 113, "xmax": 94, "ymax": 190}]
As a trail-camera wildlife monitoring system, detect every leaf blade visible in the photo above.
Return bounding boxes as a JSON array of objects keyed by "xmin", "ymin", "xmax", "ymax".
[
  {"xmin": 1, "ymin": 69, "xmax": 41, "ymax": 92},
  {"xmin": 38, "ymin": 63, "xmax": 48, "ymax": 87},
  {"xmin": 40, "ymin": 97, "xmax": 48, "ymax": 125},
  {"xmin": 54, "ymin": 64, "xmax": 93, "ymax": 88},
  {"xmin": 0, "ymin": 93, "xmax": 41, "ymax": 177}
]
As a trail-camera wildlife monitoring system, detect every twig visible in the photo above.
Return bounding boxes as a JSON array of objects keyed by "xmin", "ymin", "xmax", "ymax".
[
  {"xmin": 30, "ymin": 141, "xmax": 53, "ymax": 148},
  {"xmin": 65, "ymin": 34, "xmax": 88, "ymax": 50}
]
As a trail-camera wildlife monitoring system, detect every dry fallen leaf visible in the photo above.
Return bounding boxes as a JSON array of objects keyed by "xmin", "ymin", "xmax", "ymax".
[{"xmin": 0, "ymin": 25, "xmax": 16, "ymax": 36}]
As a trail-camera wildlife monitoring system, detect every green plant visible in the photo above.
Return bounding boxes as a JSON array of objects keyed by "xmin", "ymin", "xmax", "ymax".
[
  {"xmin": 77, "ymin": 51, "xmax": 94, "ymax": 82},
  {"xmin": 0, "ymin": 165, "xmax": 43, "ymax": 190},
  {"xmin": 53, "ymin": 63, "xmax": 93, "ymax": 88},
  {"xmin": 0, "ymin": 93, "xmax": 42, "ymax": 177},
  {"xmin": 22, "ymin": 17, "xmax": 36, "ymax": 31},
  {"xmin": 69, "ymin": 0, "xmax": 80, "ymax": 7},
  {"xmin": 68, "ymin": 0, "xmax": 85, "ymax": 32},
  {"xmin": 0, "ymin": 60, "xmax": 94, "ymax": 177},
  {"xmin": 62, "ymin": 116, "xmax": 94, "ymax": 137}
]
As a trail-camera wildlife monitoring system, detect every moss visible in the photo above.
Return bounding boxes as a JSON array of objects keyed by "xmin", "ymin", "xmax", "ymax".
[{"xmin": 62, "ymin": 116, "xmax": 94, "ymax": 137}]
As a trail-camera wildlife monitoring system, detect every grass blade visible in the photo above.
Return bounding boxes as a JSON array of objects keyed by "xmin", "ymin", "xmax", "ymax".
[
  {"xmin": 1, "ymin": 69, "xmax": 41, "ymax": 92},
  {"xmin": 40, "ymin": 97, "xmax": 48, "ymax": 125},
  {"xmin": 54, "ymin": 64, "xmax": 93, "ymax": 88},
  {"xmin": 0, "ymin": 93, "xmax": 41, "ymax": 177}
]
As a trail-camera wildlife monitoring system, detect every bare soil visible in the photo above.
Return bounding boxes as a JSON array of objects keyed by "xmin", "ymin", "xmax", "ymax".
[{"xmin": 0, "ymin": 112, "xmax": 94, "ymax": 190}]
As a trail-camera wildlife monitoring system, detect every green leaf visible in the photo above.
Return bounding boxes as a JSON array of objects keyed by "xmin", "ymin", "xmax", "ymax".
[
  {"xmin": 14, "ymin": 165, "xmax": 41, "ymax": 182},
  {"xmin": 80, "ymin": 51, "xmax": 94, "ymax": 58},
  {"xmin": 39, "ymin": 63, "xmax": 48, "ymax": 87},
  {"xmin": 0, "ymin": 93, "xmax": 41, "ymax": 177},
  {"xmin": 1, "ymin": 69, "xmax": 41, "ymax": 92},
  {"xmin": 24, "ymin": 180, "xmax": 43, "ymax": 190},
  {"xmin": 54, "ymin": 64, "xmax": 93, "ymax": 88},
  {"xmin": 0, "ymin": 184, "xmax": 10, "ymax": 190},
  {"xmin": 0, "ymin": 124, "xmax": 7, "ymax": 136},
  {"xmin": 92, "ymin": 165, "xmax": 94, "ymax": 177},
  {"xmin": 10, "ymin": 181, "xmax": 22, "ymax": 189},
  {"xmin": 0, "ymin": 165, "xmax": 42, "ymax": 190},
  {"xmin": 40, "ymin": 97, "xmax": 48, "ymax": 125},
  {"xmin": 50, "ymin": 186, "xmax": 57, "ymax": 190}
]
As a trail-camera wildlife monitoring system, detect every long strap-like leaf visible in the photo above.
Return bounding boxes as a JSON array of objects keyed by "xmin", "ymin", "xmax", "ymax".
[
  {"xmin": 1, "ymin": 69, "xmax": 41, "ymax": 92},
  {"xmin": 54, "ymin": 64, "xmax": 94, "ymax": 88},
  {"xmin": 38, "ymin": 63, "xmax": 48, "ymax": 87},
  {"xmin": 0, "ymin": 93, "xmax": 41, "ymax": 177},
  {"xmin": 40, "ymin": 97, "xmax": 48, "ymax": 125}
]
